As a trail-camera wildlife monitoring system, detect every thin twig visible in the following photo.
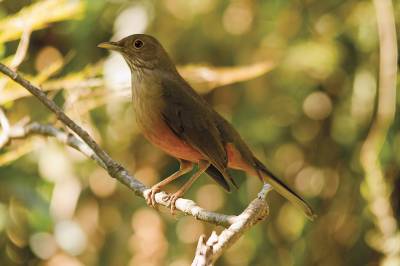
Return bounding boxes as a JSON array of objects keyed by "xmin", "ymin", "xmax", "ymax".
[
  {"xmin": 8, "ymin": 122, "xmax": 105, "ymax": 168},
  {"xmin": 10, "ymin": 28, "xmax": 32, "ymax": 70}
]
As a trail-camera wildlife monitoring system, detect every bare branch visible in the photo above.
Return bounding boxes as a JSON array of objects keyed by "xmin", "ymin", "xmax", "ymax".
[
  {"xmin": 8, "ymin": 122, "xmax": 105, "ymax": 168},
  {"xmin": 192, "ymin": 184, "xmax": 272, "ymax": 265}
]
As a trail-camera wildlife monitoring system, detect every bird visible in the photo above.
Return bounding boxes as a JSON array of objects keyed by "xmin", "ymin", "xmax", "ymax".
[{"xmin": 98, "ymin": 34, "xmax": 315, "ymax": 219}]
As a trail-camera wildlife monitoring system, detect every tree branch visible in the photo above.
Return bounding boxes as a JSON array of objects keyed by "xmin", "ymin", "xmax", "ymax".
[
  {"xmin": 192, "ymin": 184, "xmax": 272, "ymax": 265},
  {"xmin": 5, "ymin": 122, "xmax": 105, "ymax": 168}
]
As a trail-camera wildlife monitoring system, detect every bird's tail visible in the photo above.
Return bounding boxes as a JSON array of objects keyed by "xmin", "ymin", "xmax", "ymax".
[{"xmin": 253, "ymin": 157, "xmax": 316, "ymax": 220}]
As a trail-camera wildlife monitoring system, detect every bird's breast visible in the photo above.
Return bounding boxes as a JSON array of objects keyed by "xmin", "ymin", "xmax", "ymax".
[
  {"xmin": 131, "ymin": 78, "xmax": 203, "ymax": 162},
  {"xmin": 131, "ymin": 77, "xmax": 163, "ymax": 131}
]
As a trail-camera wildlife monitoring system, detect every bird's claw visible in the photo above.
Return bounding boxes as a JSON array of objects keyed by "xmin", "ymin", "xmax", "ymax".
[
  {"xmin": 168, "ymin": 192, "xmax": 181, "ymax": 215},
  {"xmin": 146, "ymin": 186, "xmax": 161, "ymax": 208},
  {"xmin": 146, "ymin": 187, "xmax": 182, "ymax": 215}
]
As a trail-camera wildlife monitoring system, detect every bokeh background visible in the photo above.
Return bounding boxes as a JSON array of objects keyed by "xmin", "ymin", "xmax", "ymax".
[{"xmin": 0, "ymin": 0, "xmax": 399, "ymax": 265}]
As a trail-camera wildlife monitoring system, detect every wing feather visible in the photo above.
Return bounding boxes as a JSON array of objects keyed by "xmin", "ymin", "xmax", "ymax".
[{"xmin": 161, "ymin": 77, "xmax": 228, "ymax": 178}]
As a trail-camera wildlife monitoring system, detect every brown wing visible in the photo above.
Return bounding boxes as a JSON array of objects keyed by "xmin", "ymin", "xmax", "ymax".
[{"xmin": 160, "ymin": 77, "xmax": 228, "ymax": 178}]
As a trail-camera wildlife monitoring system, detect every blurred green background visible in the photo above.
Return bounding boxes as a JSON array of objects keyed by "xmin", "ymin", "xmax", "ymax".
[{"xmin": 0, "ymin": 0, "xmax": 399, "ymax": 265}]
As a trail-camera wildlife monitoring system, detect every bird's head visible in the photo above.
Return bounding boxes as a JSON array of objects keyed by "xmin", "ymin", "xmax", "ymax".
[{"xmin": 98, "ymin": 34, "xmax": 176, "ymax": 72}]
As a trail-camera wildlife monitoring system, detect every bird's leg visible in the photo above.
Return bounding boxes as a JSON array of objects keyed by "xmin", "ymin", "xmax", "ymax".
[
  {"xmin": 169, "ymin": 160, "xmax": 210, "ymax": 214},
  {"xmin": 147, "ymin": 159, "xmax": 193, "ymax": 208}
]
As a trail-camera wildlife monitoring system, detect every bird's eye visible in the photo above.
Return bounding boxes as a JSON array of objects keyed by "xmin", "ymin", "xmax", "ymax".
[{"xmin": 134, "ymin": 39, "xmax": 144, "ymax": 49}]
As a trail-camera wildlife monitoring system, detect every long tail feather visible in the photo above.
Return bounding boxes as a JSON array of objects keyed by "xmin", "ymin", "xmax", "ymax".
[{"xmin": 254, "ymin": 158, "xmax": 316, "ymax": 220}]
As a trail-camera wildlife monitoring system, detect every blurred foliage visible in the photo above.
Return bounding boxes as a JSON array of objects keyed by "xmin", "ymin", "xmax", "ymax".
[{"xmin": 0, "ymin": 0, "xmax": 399, "ymax": 266}]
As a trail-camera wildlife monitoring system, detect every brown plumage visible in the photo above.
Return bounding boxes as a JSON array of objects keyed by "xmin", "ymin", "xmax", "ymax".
[{"xmin": 98, "ymin": 34, "xmax": 315, "ymax": 219}]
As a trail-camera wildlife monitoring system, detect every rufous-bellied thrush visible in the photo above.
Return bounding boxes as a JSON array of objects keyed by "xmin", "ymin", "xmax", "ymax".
[{"xmin": 98, "ymin": 34, "xmax": 315, "ymax": 219}]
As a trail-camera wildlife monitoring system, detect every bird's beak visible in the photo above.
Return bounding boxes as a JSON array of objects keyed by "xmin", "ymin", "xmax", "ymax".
[{"xmin": 97, "ymin": 41, "xmax": 121, "ymax": 51}]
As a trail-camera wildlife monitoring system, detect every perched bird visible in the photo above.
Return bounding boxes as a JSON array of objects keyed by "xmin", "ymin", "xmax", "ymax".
[{"xmin": 98, "ymin": 34, "xmax": 315, "ymax": 219}]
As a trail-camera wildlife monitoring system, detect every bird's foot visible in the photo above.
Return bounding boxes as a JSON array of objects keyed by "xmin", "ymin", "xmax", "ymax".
[
  {"xmin": 167, "ymin": 191, "xmax": 183, "ymax": 215},
  {"xmin": 146, "ymin": 186, "xmax": 162, "ymax": 208}
]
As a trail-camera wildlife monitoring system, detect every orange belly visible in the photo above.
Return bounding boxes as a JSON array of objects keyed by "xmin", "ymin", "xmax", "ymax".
[
  {"xmin": 143, "ymin": 121, "xmax": 204, "ymax": 162},
  {"xmin": 143, "ymin": 121, "xmax": 254, "ymax": 174}
]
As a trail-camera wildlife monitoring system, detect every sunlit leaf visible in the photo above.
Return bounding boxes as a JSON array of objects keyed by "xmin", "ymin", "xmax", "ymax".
[
  {"xmin": 178, "ymin": 60, "xmax": 275, "ymax": 93},
  {"xmin": 0, "ymin": 0, "xmax": 85, "ymax": 43},
  {"xmin": 42, "ymin": 62, "xmax": 103, "ymax": 92},
  {"xmin": 65, "ymin": 89, "xmax": 129, "ymax": 115}
]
